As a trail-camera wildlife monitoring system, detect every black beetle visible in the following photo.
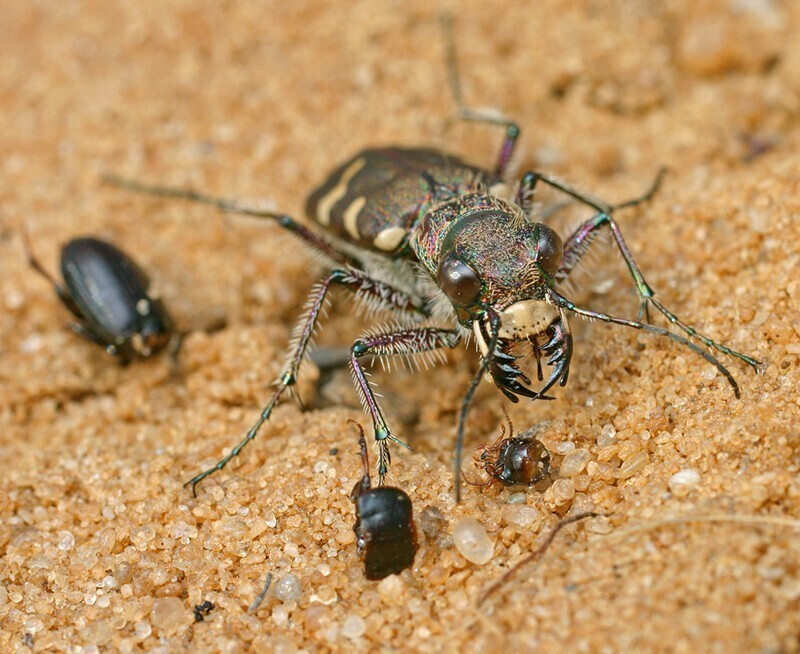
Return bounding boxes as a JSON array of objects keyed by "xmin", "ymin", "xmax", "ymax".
[
  {"xmin": 349, "ymin": 421, "xmax": 418, "ymax": 580},
  {"xmin": 192, "ymin": 600, "xmax": 215, "ymax": 623},
  {"xmin": 25, "ymin": 234, "xmax": 175, "ymax": 362}
]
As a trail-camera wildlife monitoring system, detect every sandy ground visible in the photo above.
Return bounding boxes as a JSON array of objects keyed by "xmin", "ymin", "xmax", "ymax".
[{"xmin": 2, "ymin": 1, "xmax": 800, "ymax": 652}]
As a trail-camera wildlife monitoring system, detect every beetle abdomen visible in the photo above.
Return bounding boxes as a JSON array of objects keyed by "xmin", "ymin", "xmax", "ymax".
[{"xmin": 305, "ymin": 147, "xmax": 491, "ymax": 257}]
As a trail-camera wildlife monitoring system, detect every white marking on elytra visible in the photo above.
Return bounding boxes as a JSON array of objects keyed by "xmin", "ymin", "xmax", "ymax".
[
  {"xmin": 136, "ymin": 298, "xmax": 151, "ymax": 316},
  {"xmin": 489, "ymin": 182, "xmax": 511, "ymax": 201},
  {"xmin": 343, "ymin": 196, "xmax": 366, "ymax": 240},
  {"xmin": 316, "ymin": 157, "xmax": 366, "ymax": 226},
  {"xmin": 373, "ymin": 226, "xmax": 407, "ymax": 252}
]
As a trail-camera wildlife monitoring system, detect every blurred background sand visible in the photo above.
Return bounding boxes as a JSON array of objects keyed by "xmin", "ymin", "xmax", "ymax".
[{"xmin": 2, "ymin": 1, "xmax": 800, "ymax": 651}]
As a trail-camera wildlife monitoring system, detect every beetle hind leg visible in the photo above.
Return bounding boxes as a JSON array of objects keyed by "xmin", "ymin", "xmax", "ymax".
[{"xmin": 440, "ymin": 13, "xmax": 520, "ymax": 179}]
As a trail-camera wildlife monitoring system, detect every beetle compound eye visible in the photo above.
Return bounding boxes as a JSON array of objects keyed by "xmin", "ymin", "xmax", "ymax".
[
  {"xmin": 437, "ymin": 255, "xmax": 482, "ymax": 307},
  {"xmin": 536, "ymin": 225, "xmax": 563, "ymax": 275}
]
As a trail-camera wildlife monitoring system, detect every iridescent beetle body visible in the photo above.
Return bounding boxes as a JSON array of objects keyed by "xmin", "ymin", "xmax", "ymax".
[
  {"xmin": 105, "ymin": 98, "xmax": 760, "ymax": 503},
  {"xmin": 305, "ymin": 147, "xmax": 504, "ymax": 257}
]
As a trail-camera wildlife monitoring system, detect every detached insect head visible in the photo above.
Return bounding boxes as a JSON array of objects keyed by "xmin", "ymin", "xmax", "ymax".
[{"xmin": 469, "ymin": 414, "xmax": 552, "ymax": 488}]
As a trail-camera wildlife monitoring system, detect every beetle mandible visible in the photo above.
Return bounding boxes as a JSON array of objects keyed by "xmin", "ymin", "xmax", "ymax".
[{"xmin": 104, "ymin": 29, "xmax": 760, "ymax": 501}]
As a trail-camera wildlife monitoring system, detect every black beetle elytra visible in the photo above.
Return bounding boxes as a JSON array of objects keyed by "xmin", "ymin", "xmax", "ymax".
[{"xmin": 25, "ymin": 234, "xmax": 175, "ymax": 362}]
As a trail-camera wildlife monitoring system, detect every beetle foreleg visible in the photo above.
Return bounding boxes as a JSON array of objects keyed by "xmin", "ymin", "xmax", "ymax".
[
  {"xmin": 557, "ymin": 211, "xmax": 760, "ymax": 372},
  {"xmin": 184, "ymin": 268, "xmax": 429, "ymax": 495},
  {"xmin": 350, "ymin": 326, "xmax": 461, "ymax": 483},
  {"xmin": 548, "ymin": 287, "xmax": 747, "ymax": 397}
]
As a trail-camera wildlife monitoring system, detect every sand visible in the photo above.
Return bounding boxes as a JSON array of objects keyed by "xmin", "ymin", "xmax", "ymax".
[{"xmin": 2, "ymin": 1, "xmax": 800, "ymax": 652}]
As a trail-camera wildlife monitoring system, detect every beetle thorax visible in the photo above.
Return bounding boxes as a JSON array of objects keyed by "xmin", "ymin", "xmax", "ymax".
[{"xmin": 411, "ymin": 194, "xmax": 546, "ymax": 309}]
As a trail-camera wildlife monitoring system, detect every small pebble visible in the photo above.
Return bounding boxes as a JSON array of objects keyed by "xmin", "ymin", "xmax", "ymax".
[
  {"xmin": 560, "ymin": 449, "xmax": 591, "ymax": 477},
  {"xmin": 668, "ymin": 468, "xmax": 701, "ymax": 497},
  {"xmin": 551, "ymin": 479, "xmax": 575, "ymax": 504},
  {"xmin": 452, "ymin": 517, "xmax": 494, "ymax": 565},
  {"xmin": 553, "ymin": 441, "xmax": 576, "ymax": 455},
  {"xmin": 341, "ymin": 614, "xmax": 367, "ymax": 639},
  {"xmin": 24, "ymin": 617, "xmax": 45, "ymax": 634},
  {"xmin": 617, "ymin": 451, "xmax": 649, "ymax": 479},
  {"xmin": 273, "ymin": 574, "xmax": 302, "ymax": 602},
  {"xmin": 597, "ymin": 424, "xmax": 617, "ymax": 447},
  {"xmin": 58, "ymin": 531, "xmax": 75, "ymax": 551},
  {"xmin": 272, "ymin": 604, "xmax": 290, "ymax": 627},
  {"xmin": 502, "ymin": 504, "xmax": 540, "ymax": 529},
  {"xmin": 150, "ymin": 597, "xmax": 185, "ymax": 635},
  {"xmin": 377, "ymin": 574, "xmax": 406, "ymax": 603},
  {"xmin": 419, "ymin": 506, "xmax": 447, "ymax": 539}
]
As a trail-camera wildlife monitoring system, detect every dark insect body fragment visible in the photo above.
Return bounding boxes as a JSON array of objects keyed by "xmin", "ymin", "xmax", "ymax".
[
  {"xmin": 349, "ymin": 422, "xmax": 418, "ymax": 580},
  {"xmin": 193, "ymin": 600, "xmax": 215, "ymax": 623},
  {"xmin": 25, "ymin": 235, "xmax": 175, "ymax": 362}
]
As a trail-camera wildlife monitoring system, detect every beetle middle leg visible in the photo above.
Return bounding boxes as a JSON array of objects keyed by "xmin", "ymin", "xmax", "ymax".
[
  {"xmin": 350, "ymin": 326, "xmax": 461, "ymax": 481},
  {"xmin": 184, "ymin": 268, "xmax": 429, "ymax": 495},
  {"xmin": 517, "ymin": 167, "xmax": 667, "ymax": 220},
  {"xmin": 515, "ymin": 172, "xmax": 761, "ymax": 375}
]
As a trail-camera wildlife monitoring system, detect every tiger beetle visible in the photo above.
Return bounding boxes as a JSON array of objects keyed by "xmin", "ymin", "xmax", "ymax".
[
  {"xmin": 349, "ymin": 421, "xmax": 418, "ymax": 580},
  {"xmin": 103, "ymin": 23, "xmax": 761, "ymax": 502},
  {"xmin": 24, "ymin": 234, "xmax": 177, "ymax": 362}
]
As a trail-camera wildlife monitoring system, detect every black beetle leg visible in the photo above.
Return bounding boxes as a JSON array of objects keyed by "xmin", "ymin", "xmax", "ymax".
[
  {"xmin": 22, "ymin": 229, "xmax": 84, "ymax": 319},
  {"xmin": 350, "ymin": 326, "xmax": 461, "ymax": 484},
  {"xmin": 184, "ymin": 268, "xmax": 429, "ymax": 495}
]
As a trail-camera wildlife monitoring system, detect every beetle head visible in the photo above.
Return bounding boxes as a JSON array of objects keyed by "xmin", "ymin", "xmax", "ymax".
[{"xmin": 433, "ymin": 200, "xmax": 572, "ymax": 401}]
